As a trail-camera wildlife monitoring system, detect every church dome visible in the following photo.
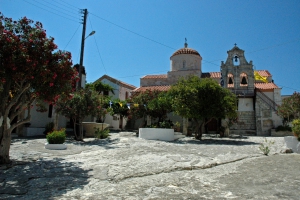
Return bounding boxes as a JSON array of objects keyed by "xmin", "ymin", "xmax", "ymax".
[{"xmin": 171, "ymin": 41, "xmax": 200, "ymax": 58}]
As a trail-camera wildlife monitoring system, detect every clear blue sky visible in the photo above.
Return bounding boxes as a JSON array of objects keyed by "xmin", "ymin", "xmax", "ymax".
[{"xmin": 1, "ymin": 0, "xmax": 300, "ymax": 95}]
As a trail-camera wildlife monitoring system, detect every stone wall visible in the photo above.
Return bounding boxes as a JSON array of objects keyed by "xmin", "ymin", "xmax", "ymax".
[{"xmin": 231, "ymin": 111, "xmax": 256, "ymax": 130}]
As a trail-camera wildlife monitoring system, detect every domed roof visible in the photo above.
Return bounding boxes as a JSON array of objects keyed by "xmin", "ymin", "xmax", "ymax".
[{"xmin": 171, "ymin": 41, "xmax": 200, "ymax": 58}]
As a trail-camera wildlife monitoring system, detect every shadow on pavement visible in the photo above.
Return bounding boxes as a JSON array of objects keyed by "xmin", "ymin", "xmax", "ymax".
[{"xmin": 0, "ymin": 158, "xmax": 91, "ymax": 199}]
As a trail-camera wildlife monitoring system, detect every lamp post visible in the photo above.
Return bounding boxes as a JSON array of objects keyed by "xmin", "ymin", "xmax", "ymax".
[{"xmin": 77, "ymin": 30, "xmax": 95, "ymax": 90}]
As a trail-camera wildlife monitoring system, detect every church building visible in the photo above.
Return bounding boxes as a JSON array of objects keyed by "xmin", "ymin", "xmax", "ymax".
[{"xmin": 134, "ymin": 41, "xmax": 282, "ymax": 136}]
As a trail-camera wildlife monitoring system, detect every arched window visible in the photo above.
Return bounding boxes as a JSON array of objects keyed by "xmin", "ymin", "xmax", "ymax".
[
  {"xmin": 227, "ymin": 73, "xmax": 234, "ymax": 87},
  {"xmin": 240, "ymin": 72, "xmax": 248, "ymax": 86},
  {"xmin": 233, "ymin": 55, "xmax": 240, "ymax": 66},
  {"xmin": 183, "ymin": 60, "xmax": 186, "ymax": 68}
]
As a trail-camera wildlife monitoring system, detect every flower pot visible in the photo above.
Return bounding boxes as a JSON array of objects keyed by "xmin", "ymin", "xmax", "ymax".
[
  {"xmin": 45, "ymin": 143, "xmax": 67, "ymax": 150},
  {"xmin": 284, "ymin": 136, "xmax": 300, "ymax": 153}
]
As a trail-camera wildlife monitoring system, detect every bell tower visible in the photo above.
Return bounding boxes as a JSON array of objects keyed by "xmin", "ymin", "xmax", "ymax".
[{"xmin": 220, "ymin": 45, "xmax": 254, "ymax": 96}]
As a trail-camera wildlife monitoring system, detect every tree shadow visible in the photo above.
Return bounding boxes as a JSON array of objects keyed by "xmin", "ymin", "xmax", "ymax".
[
  {"xmin": 0, "ymin": 158, "xmax": 91, "ymax": 199},
  {"xmin": 172, "ymin": 137, "xmax": 260, "ymax": 146},
  {"xmin": 67, "ymin": 137, "xmax": 121, "ymax": 150}
]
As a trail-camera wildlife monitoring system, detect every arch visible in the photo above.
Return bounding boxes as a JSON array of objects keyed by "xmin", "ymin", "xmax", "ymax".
[
  {"xmin": 240, "ymin": 72, "xmax": 248, "ymax": 86},
  {"xmin": 227, "ymin": 73, "xmax": 234, "ymax": 88},
  {"xmin": 233, "ymin": 55, "xmax": 240, "ymax": 66}
]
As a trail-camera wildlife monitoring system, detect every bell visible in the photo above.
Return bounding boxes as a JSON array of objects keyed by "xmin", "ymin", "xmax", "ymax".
[
  {"xmin": 234, "ymin": 56, "xmax": 238, "ymax": 62},
  {"xmin": 241, "ymin": 77, "xmax": 247, "ymax": 85},
  {"xmin": 228, "ymin": 77, "xmax": 233, "ymax": 84}
]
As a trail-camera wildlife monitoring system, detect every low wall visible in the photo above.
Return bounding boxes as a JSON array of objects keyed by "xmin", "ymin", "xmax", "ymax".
[
  {"xmin": 271, "ymin": 129, "xmax": 293, "ymax": 137},
  {"xmin": 82, "ymin": 122, "xmax": 110, "ymax": 137},
  {"xmin": 139, "ymin": 128, "xmax": 174, "ymax": 141},
  {"xmin": 23, "ymin": 127, "xmax": 45, "ymax": 137}
]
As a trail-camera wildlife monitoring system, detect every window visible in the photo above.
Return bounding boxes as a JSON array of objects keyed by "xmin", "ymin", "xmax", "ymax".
[
  {"xmin": 183, "ymin": 60, "xmax": 186, "ymax": 68},
  {"xmin": 125, "ymin": 91, "xmax": 129, "ymax": 100}
]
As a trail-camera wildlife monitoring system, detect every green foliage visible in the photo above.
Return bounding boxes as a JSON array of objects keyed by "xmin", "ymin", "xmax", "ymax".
[
  {"xmin": 259, "ymin": 138, "xmax": 274, "ymax": 156},
  {"xmin": 129, "ymin": 90, "xmax": 172, "ymax": 125},
  {"xmin": 46, "ymin": 129, "xmax": 66, "ymax": 144},
  {"xmin": 92, "ymin": 81, "xmax": 115, "ymax": 95},
  {"xmin": 94, "ymin": 127, "xmax": 110, "ymax": 139},
  {"xmin": 292, "ymin": 119, "xmax": 300, "ymax": 141},
  {"xmin": 277, "ymin": 92, "xmax": 300, "ymax": 121},
  {"xmin": 168, "ymin": 76, "xmax": 237, "ymax": 139},
  {"xmin": 43, "ymin": 122, "xmax": 54, "ymax": 135},
  {"xmin": 275, "ymin": 125, "xmax": 292, "ymax": 132},
  {"xmin": 55, "ymin": 88, "xmax": 108, "ymax": 140}
]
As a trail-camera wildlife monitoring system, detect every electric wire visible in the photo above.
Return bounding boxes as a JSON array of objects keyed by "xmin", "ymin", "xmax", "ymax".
[
  {"xmin": 88, "ymin": 17, "xmax": 107, "ymax": 74},
  {"xmin": 23, "ymin": 0, "xmax": 78, "ymax": 23},
  {"xmin": 60, "ymin": 0, "xmax": 81, "ymax": 10},
  {"xmin": 64, "ymin": 24, "xmax": 81, "ymax": 50},
  {"xmin": 41, "ymin": 0, "xmax": 80, "ymax": 16},
  {"xmin": 32, "ymin": 0, "xmax": 79, "ymax": 19},
  {"xmin": 89, "ymin": 12, "xmax": 176, "ymax": 50}
]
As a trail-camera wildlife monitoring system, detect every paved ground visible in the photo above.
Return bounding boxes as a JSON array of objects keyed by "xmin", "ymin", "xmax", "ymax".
[{"xmin": 0, "ymin": 132, "xmax": 299, "ymax": 199}]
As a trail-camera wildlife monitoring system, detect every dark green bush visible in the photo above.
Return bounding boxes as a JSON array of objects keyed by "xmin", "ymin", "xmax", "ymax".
[
  {"xmin": 46, "ymin": 129, "xmax": 66, "ymax": 144},
  {"xmin": 275, "ymin": 125, "xmax": 292, "ymax": 132},
  {"xmin": 94, "ymin": 127, "xmax": 110, "ymax": 139}
]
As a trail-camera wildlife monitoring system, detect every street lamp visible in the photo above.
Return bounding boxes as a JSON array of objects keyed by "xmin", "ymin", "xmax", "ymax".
[{"xmin": 78, "ymin": 30, "xmax": 96, "ymax": 89}]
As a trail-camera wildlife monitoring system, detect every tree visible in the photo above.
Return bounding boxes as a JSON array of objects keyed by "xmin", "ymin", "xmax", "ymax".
[
  {"xmin": 169, "ymin": 76, "xmax": 237, "ymax": 140},
  {"xmin": 55, "ymin": 88, "xmax": 107, "ymax": 140},
  {"xmin": 0, "ymin": 14, "xmax": 76, "ymax": 164},
  {"xmin": 129, "ymin": 90, "xmax": 172, "ymax": 127},
  {"xmin": 277, "ymin": 92, "xmax": 300, "ymax": 123}
]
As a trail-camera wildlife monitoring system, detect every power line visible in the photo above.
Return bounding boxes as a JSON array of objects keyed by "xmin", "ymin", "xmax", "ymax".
[
  {"xmin": 88, "ymin": 17, "xmax": 107, "ymax": 74},
  {"xmin": 23, "ymin": 0, "xmax": 78, "ymax": 23},
  {"xmin": 60, "ymin": 0, "xmax": 80, "ymax": 10},
  {"xmin": 89, "ymin": 12, "xmax": 176, "ymax": 50},
  {"xmin": 41, "ymin": 0, "xmax": 79, "ymax": 16},
  {"xmin": 49, "ymin": 0, "xmax": 79, "ymax": 14},
  {"xmin": 32, "ymin": 0, "xmax": 79, "ymax": 19},
  {"xmin": 64, "ymin": 23, "xmax": 81, "ymax": 50}
]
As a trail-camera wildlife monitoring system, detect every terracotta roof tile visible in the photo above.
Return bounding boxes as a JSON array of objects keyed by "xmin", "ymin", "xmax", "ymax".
[
  {"xmin": 255, "ymin": 82, "xmax": 279, "ymax": 90},
  {"xmin": 142, "ymin": 74, "xmax": 167, "ymax": 79},
  {"xmin": 255, "ymin": 70, "xmax": 271, "ymax": 77},
  {"xmin": 171, "ymin": 48, "xmax": 201, "ymax": 58},
  {"xmin": 133, "ymin": 85, "xmax": 171, "ymax": 92},
  {"xmin": 201, "ymin": 72, "xmax": 221, "ymax": 78}
]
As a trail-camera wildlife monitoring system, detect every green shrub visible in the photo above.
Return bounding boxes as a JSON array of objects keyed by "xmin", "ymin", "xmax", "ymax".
[
  {"xmin": 94, "ymin": 127, "xmax": 110, "ymax": 139},
  {"xmin": 43, "ymin": 122, "xmax": 54, "ymax": 135},
  {"xmin": 292, "ymin": 119, "xmax": 300, "ymax": 141},
  {"xmin": 259, "ymin": 138, "xmax": 274, "ymax": 156},
  {"xmin": 275, "ymin": 125, "xmax": 292, "ymax": 132},
  {"xmin": 46, "ymin": 129, "xmax": 66, "ymax": 144}
]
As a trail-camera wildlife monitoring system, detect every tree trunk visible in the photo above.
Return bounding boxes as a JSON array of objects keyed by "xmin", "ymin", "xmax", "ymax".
[{"xmin": 0, "ymin": 126, "xmax": 12, "ymax": 164}]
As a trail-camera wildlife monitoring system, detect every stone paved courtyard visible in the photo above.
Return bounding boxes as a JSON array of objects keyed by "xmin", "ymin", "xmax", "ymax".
[{"xmin": 1, "ymin": 132, "xmax": 299, "ymax": 199}]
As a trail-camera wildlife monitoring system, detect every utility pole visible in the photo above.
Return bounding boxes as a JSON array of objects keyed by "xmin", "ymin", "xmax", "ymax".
[{"xmin": 78, "ymin": 8, "xmax": 88, "ymax": 90}]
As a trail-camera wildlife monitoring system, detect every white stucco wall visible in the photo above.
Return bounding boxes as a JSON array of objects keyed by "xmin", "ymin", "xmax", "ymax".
[
  {"xmin": 170, "ymin": 54, "xmax": 202, "ymax": 72},
  {"xmin": 238, "ymin": 98, "xmax": 254, "ymax": 111}
]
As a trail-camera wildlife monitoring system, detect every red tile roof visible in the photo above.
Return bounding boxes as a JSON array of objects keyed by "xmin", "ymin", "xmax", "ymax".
[
  {"xmin": 133, "ymin": 85, "xmax": 171, "ymax": 92},
  {"xmin": 171, "ymin": 48, "xmax": 201, "ymax": 58},
  {"xmin": 255, "ymin": 70, "xmax": 271, "ymax": 77},
  {"xmin": 201, "ymin": 72, "xmax": 221, "ymax": 78},
  {"xmin": 142, "ymin": 74, "xmax": 167, "ymax": 79},
  {"xmin": 255, "ymin": 82, "xmax": 279, "ymax": 90}
]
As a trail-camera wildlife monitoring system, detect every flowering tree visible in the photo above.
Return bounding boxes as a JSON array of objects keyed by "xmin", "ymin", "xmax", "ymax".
[
  {"xmin": 55, "ymin": 88, "xmax": 107, "ymax": 140},
  {"xmin": 169, "ymin": 76, "xmax": 237, "ymax": 140},
  {"xmin": 0, "ymin": 14, "xmax": 76, "ymax": 164},
  {"xmin": 277, "ymin": 92, "xmax": 300, "ymax": 123}
]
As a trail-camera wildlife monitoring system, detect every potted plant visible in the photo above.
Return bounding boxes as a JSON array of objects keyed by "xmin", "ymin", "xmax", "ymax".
[
  {"xmin": 45, "ymin": 129, "xmax": 67, "ymax": 150},
  {"xmin": 292, "ymin": 119, "xmax": 300, "ymax": 141},
  {"xmin": 284, "ymin": 119, "xmax": 300, "ymax": 153}
]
